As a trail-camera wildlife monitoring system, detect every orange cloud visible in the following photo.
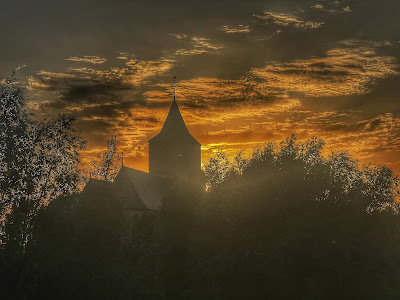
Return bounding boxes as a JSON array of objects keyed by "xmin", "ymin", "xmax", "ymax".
[
  {"xmin": 66, "ymin": 56, "xmax": 107, "ymax": 64},
  {"xmin": 175, "ymin": 37, "xmax": 224, "ymax": 56},
  {"xmin": 254, "ymin": 11, "xmax": 324, "ymax": 29},
  {"xmin": 251, "ymin": 40, "xmax": 398, "ymax": 97},
  {"xmin": 311, "ymin": 0, "xmax": 352, "ymax": 14},
  {"xmin": 220, "ymin": 25, "xmax": 251, "ymax": 34}
]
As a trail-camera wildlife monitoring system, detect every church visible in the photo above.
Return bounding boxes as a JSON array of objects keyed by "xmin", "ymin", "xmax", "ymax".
[{"xmin": 81, "ymin": 90, "xmax": 203, "ymax": 215}]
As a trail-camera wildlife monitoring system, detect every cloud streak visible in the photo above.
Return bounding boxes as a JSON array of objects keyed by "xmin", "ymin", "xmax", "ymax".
[
  {"xmin": 254, "ymin": 11, "xmax": 324, "ymax": 30},
  {"xmin": 251, "ymin": 40, "xmax": 398, "ymax": 97},
  {"xmin": 66, "ymin": 56, "xmax": 107, "ymax": 64},
  {"xmin": 220, "ymin": 25, "xmax": 251, "ymax": 34},
  {"xmin": 175, "ymin": 37, "xmax": 224, "ymax": 56},
  {"xmin": 311, "ymin": 0, "xmax": 352, "ymax": 14}
]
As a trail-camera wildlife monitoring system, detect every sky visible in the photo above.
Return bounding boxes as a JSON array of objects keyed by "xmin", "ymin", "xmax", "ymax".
[{"xmin": 2, "ymin": 0, "xmax": 400, "ymax": 173}]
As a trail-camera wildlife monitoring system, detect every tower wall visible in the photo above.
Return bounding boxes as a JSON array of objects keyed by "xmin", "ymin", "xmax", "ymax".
[{"xmin": 149, "ymin": 139, "xmax": 201, "ymax": 179}]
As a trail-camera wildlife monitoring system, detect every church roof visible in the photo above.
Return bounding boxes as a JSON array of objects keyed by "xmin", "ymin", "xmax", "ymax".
[
  {"xmin": 148, "ymin": 99, "xmax": 200, "ymax": 145},
  {"xmin": 81, "ymin": 167, "xmax": 167, "ymax": 211},
  {"xmin": 113, "ymin": 166, "xmax": 167, "ymax": 211}
]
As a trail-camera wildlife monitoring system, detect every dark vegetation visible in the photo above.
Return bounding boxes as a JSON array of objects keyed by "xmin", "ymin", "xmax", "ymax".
[{"xmin": 1, "ymin": 74, "xmax": 400, "ymax": 299}]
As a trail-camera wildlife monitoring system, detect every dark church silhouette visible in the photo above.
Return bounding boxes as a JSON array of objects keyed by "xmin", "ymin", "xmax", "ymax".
[
  {"xmin": 81, "ymin": 94, "xmax": 203, "ymax": 216},
  {"xmin": 149, "ymin": 99, "xmax": 202, "ymax": 180}
]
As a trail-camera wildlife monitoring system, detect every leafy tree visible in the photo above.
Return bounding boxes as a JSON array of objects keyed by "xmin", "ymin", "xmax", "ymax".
[
  {"xmin": 0, "ymin": 73, "xmax": 86, "ymax": 297},
  {"xmin": 202, "ymin": 149, "xmax": 233, "ymax": 190},
  {"xmin": 196, "ymin": 133, "xmax": 400, "ymax": 299},
  {"xmin": 89, "ymin": 135, "xmax": 121, "ymax": 182},
  {"xmin": 363, "ymin": 164, "xmax": 400, "ymax": 214}
]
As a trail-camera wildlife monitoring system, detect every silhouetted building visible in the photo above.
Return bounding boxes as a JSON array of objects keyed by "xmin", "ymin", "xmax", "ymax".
[
  {"xmin": 80, "ymin": 95, "xmax": 203, "ymax": 223},
  {"xmin": 148, "ymin": 99, "xmax": 202, "ymax": 181},
  {"xmin": 77, "ymin": 95, "xmax": 203, "ymax": 240}
]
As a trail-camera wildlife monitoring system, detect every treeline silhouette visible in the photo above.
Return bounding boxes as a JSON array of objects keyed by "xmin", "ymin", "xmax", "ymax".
[{"xmin": 1, "ymin": 74, "xmax": 400, "ymax": 299}]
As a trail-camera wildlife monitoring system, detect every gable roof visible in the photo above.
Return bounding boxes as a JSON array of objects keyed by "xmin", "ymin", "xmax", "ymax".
[
  {"xmin": 148, "ymin": 99, "xmax": 200, "ymax": 145},
  {"xmin": 113, "ymin": 166, "xmax": 167, "ymax": 211},
  {"xmin": 80, "ymin": 167, "xmax": 168, "ymax": 211}
]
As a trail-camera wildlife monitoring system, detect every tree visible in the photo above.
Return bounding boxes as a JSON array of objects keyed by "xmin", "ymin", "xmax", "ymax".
[
  {"xmin": 363, "ymin": 164, "xmax": 400, "ymax": 214},
  {"xmin": 0, "ymin": 73, "xmax": 86, "ymax": 295},
  {"xmin": 197, "ymin": 134, "xmax": 400, "ymax": 298},
  {"xmin": 89, "ymin": 135, "xmax": 122, "ymax": 182},
  {"xmin": 202, "ymin": 149, "xmax": 233, "ymax": 191}
]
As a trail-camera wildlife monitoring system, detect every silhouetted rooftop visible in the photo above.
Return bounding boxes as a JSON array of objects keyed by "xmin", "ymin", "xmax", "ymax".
[
  {"xmin": 114, "ymin": 166, "xmax": 167, "ymax": 210},
  {"xmin": 81, "ymin": 167, "xmax": 168, "ymax": 211},
  {"xmin": 149, "ymin": 100, "xmax": 200, "ymax": 145}
]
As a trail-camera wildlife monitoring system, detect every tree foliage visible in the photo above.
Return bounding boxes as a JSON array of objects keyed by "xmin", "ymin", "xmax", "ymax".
[
  {"xmin": 203, "ymin": 133, "xmax": 399, "ymax": 214},
  {"xmin": 0, "ymin": 73, "xmax": 86, "ymax": 264},
  {"xmin": 89, "ymin": 135, "xmax": 121, "ymax": 182}
]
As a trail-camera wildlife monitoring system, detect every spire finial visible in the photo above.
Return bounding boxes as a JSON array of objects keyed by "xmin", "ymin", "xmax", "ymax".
[{"xmin": 173, "ymin": 76, "xmax": 177, "ymax": 101}]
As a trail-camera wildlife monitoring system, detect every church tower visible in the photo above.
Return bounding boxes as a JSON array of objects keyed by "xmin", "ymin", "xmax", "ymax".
[{"xmin": 148, "ymin": 80, "xmax": 202, "ymax": 181}]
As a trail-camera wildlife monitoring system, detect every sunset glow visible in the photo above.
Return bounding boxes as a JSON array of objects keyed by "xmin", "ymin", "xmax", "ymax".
[{"xmin": 2, "ymin": 0, "xmax": 399, "ymax": 174}]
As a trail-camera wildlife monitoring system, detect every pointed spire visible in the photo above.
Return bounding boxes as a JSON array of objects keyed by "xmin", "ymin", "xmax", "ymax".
[
  {"xmin": 148, "ymin": 76, "xmax": 200, "ymax": 145},
  {"xmin": 159, "ymin": 97, "xmax": 189, "ymax": 135},
  {"xmin": 158, "ymin": 76, "xmax": 188, "ymax": 135}
]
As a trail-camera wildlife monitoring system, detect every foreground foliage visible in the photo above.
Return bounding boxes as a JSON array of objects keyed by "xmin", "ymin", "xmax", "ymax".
[
  {"xmin": 0, "ymin": 73, "xmax": 86, "ymax": 297},
  {"xmin": 2, "ymin": 134, "xmax": 398, "ymax": 299},
  {"xmin": 197, "ymin": 134, "xmax": 400, "ymax": 299}
]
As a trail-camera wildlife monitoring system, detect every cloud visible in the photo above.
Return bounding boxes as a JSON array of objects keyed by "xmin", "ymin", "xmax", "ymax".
[
  {"xmin": 36, "ymin": 71, "xmax": 77, "ymax": 79},
  {"xmin": 27, "ymin": 71, "xmax": 78, "ymax": 91},
  {"xmin": 311, "ymin": 0, "xmax": 352, "ymax": 14},
  {"xmin": 302, "ymin": 113, "xmax": 400, "ymax": 168},
  {"xmin": 208, "ymin": 126, "xmax": 252, "ymax": 136},
  {"xmin": 175, "ymin": 37, "xmax": 223, "ymax": 56},
  {"xmin": 251, "ymin": 40, "xmax": 399, "ymax": 98},
  {"xmin": 116, "ymin": 52, "xmax": 134, "ymax": 60},
  {"xmin": 321, "ymin": 114, "xmax": 399, "ymax": 134},
  {"xmin": 145, "ymin": 76, "xmax": 289, "ymax": 109},
  {"xmin": 65, "ymin": 56, "xmax": 107, "ymax": 64},
  {"xmin": 220, "ymin": 25, "xmax": 251, "ymax": 34},
  {"xmin": 15, "ymin": 64, "xmax": 27, "ymax": 71},
  {"xmin": 30, "ymin": 57, "xmax": 174, "ymax": 94},
  {"xmin": 26, "ymin": 53, "xmax": 177, "ymax": 155},
  {"xmin": 26, "ymin": 56, "xmax": 176, "ymax": 139},
  {"xmin": 145, "ymin": 76, "xmax": 302, "ymax": 131},
  {"xmin": 254, "ymin": 11, "xmax": 324, "ymax": 30},
  {"xmin": 123, "ymin": 58, "xmax": 175, "ymax": 85},
  {"xmin": 169, "ymin": 33, "xmax": 188, "ymax": 39}
]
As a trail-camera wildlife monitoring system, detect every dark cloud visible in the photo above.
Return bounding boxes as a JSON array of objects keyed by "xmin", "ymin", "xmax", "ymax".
[{"xmin": 321, "ymin": 114, "xmax": 396, "ymax": 133}]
